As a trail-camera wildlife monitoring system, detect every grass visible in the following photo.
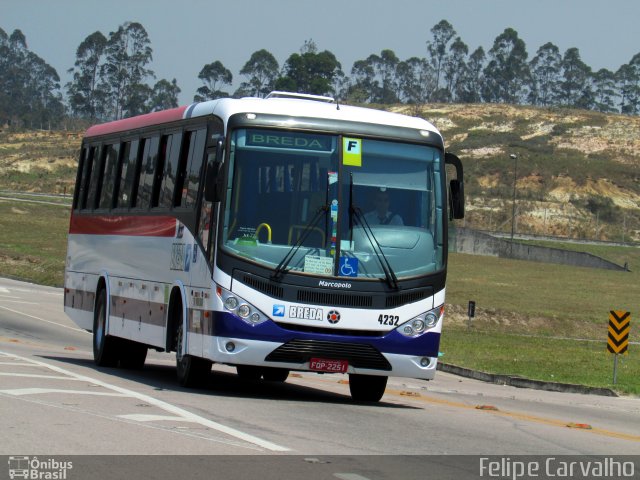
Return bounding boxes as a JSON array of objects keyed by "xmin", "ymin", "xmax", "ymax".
[
  {"xmin": 440, "ymin": 328, "xmax": 639, "ymax": 395},
  {"xmin": 0, "ymin": 200, "xmax": 70, "ymax": 286},
  {"xmin": 446, "ymin": 252, "xmax": 640, "ymax": 327},
  {"xmin": 444, "ymin": 251, "xmax": 640, "ymax": 395}
]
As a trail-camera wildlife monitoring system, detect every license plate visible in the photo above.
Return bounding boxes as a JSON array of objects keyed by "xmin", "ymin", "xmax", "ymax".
[{"xmin": 309, "ymin": 358, "xmax": 348, "ymax": 373}]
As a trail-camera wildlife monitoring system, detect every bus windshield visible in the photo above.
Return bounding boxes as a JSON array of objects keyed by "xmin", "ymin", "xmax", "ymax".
[{"xmin": 222, "ymin": 128, "xmax": 444, "ymax": 280}]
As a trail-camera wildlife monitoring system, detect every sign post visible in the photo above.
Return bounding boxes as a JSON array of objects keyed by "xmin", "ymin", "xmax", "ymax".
[
  {"xmin": 467, "ymin": 301, "xmax": 476, "ymax": 330},
  {"xmin": 607, "ymin": 310, "xmax": 630, "ymax": 385}
]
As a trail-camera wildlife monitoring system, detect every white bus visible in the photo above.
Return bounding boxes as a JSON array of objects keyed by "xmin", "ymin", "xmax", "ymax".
[{"xmin": 64, "ymin": 91, "xmax": 464, "ymax": 402}]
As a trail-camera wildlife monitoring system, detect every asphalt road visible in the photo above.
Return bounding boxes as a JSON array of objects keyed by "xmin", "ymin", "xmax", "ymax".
[{"xmin": 0, "ymin": 277, "xmax": 638, "ymax": 477}]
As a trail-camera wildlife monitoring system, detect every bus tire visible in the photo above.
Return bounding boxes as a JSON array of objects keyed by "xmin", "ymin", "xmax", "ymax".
[
  {"xmin": 175, "ymin": 322, "xmax": 211, "ymax": 387},
  {"xmin": 262, "ymin": 367, "xmax": 289, "ymax": 382},
  {"xmin": 236, "ymin": 365, "xmax": 263, "ymax": 381},
  {"xmin": 120, "ymin": 341, "xmax": 147, "ymax": 369},
  {"xmin": 93, "ymin": 288, "xmax": 120, "ymax": 367},
  {"xmin": 348, "ymin": 374, "xmax": 387, "ymax": 402}
]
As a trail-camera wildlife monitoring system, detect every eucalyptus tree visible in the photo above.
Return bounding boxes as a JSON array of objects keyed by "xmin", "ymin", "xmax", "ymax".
[
  {"xmin": 441, "ymin": 37, "xmax": 468, "ymax": 102},
  {"xmin": 426, "ymin": 19, "xmax": 456, "ymax": 95},
  {"xmin": 237, "ymin": 49, "xmax": 279, "ymax": 98},
  {"xmin": 592, "ymin": 68, "xmax": 617, "ymax": 113},
  {"xmin": 456, "ymin": 47, "xmax": 485, "ymax": 103},
  {"xmin": 559, "ymin": 47, "xmax": 593, "ymax": 109},
  {"xmin": 616, "ymin": 53, "xmax": 640, "ymax": 115},
  {"xmin": 0, "ymin": 28, "xmax": 63, "ymax": 127},
  {"xmin": 482, "ymin": 28, "xmax": 529, "ymax": 104},
  {"xmin": 150, "ymin": 78, "xmax": 181, "ymax": 111},
  {"xmin": 194, "ymin": 61, "xmax": 233, "ymax": 101},
  {"xmin": 100, "ymin": 22, "xmax": 155, "ymax": 119},
  {"xmin": 276, "ymin": 41, "xmax": 342, "ymax": 96},
  {"xmin": 348, "ymin": 57, "xmax": 378, "ymax": 103},
  {"xmin": 66, "ymin": 31, "xmax": 108, "ymax": 119},
  {"xmin": 528, "ymin": 42, "xmax": 562, "ymax": 106},
  {"xmin": 396, "ymin": 56, "xmax": 434, "ymax": 105}
]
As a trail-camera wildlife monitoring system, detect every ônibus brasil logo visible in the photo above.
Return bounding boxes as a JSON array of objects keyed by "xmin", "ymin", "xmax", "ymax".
[{"xmin": 8, "ymin": 456, "xmax": 73, "ymax": 479}]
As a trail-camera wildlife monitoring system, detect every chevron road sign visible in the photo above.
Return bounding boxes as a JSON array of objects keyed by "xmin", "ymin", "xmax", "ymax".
[
  {"xmin": 607, "ymin": 310, "xmax": 630, "ymax": 385},
  {"xmin": 607, "ymin": 310, "xmax": 630, "ymax": 355}
]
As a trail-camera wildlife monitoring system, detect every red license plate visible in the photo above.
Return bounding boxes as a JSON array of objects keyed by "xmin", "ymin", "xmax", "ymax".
[{"xmin": 309, "ymin": 358, "xmax": 348, "ymax": 373}]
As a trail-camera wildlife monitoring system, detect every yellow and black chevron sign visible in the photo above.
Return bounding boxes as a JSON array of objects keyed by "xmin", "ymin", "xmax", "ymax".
[{"xmin": 607, "ymin": 310, "xmax": 630, "ymax": 354}]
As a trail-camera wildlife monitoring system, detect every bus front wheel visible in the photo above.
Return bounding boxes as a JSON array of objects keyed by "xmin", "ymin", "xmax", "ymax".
[
  {"xmin": 175, "ymin": 323, "xmax": 211, "ymax": 387},
  {"xmin": 262, "ymin": 367, "xmax": 289, "ymax": 382},
  {"xmin": 93, "ymin": 289, "xmax": 120, "ymax": 367},
  {"xmin": 348, "ymin": 374, "xmax": 387, "ymax": 402},
  {"xmin": 120, "ymin": 340, "xmax": 147, "ymax": 369}
]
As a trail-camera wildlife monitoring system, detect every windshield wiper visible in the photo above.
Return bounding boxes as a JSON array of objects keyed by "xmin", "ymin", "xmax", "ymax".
[
  {"xmin": 348, "ymin": 175, "xmax": 398, "ymax": 290},
  {"xmin": 271, "ymin": 205, "xmax": 329, "ymax": 281}
]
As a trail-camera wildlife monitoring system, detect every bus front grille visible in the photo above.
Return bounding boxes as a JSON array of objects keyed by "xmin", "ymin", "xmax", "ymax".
[
  {"xmin": 265, "ymin": 339, "xmax": 392, "ymax": 371},
  {"xmin": 296, "ymin": 289, "xmax": 373, "ymax": 307}
]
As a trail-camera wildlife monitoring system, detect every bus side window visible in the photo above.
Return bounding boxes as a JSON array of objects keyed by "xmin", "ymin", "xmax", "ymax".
[
  {"xmin": 73, "ymin": 147, "xmax": 87, "ymax": 210},
  {"xmin": 173, "ymin": 130, "xmax": 192, "ymax": 208},
  {"xmin": 157, "ymin": 132, "xmax": 182, "ymax": 209},
  {"xmin": 86, "ymin": 145, "xmax": 105, "ymax": 210},
  {"xmin": 116, "ymin": 140, "xmax": 137, "ymax": 208},
  {"xmin": 136, "ymin": 136, "xmax": 159, "ymax": 210},
  {"xmin": 78, "ymin": 146, "xmax": 96, "ymax": 210},
  {"xmin": 98, "ymin": 143, "xmax": 121, "ymax": 210},
  {"xmin": 181, "ymin": 128, "xmax": 207, "ymax": 209}
]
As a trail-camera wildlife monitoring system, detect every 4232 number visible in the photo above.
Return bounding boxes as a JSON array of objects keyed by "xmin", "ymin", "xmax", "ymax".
[{"xmin": 378, "ymin": 314, "xmax": 400, "ymax": 326}]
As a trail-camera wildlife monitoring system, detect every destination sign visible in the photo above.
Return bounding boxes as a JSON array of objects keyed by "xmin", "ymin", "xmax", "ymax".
[{"xmin": 246, "ymin": 130, "xmax": 333, "ymax": 152}]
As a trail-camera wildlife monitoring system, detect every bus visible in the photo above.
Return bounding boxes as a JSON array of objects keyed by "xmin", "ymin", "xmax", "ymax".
[{"xmin": 64, "ymin": 91, "xmax": 464, "ymax": 402}]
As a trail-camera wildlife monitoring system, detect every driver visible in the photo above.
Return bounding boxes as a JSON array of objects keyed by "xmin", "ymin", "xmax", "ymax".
[{"xmin": 364, "ymin": 188, "xmax": 403, "ymax": 226}]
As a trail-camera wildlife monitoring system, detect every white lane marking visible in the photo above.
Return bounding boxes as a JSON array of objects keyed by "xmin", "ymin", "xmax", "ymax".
[
  {"xmin": 0, "ymin": 351, "xmax": 291, "ymax": 452},
  {"xmin": 0, "ymin": 305, "xmax": 89, "ymax": 333},
  {"xmin": 118, "ymin": 414, "xmax": 197, "ymax": 423},
  {"xmin": 0, "ymin": 300, "xmax": 39, "ymax": 305},
  {"xmin": 0, "ymin": 362, "xmax": 42, "ymax": 366},
  {"xmin": 0, "ymin": 372, "xmax": 85, "ymax": 380},
  {"xmin": 0, "ymin": 390, "xmax": 261, "ymax": 451},
  {"xmin": 0, "ymin": 388, "xmax": 129, "ymax": 397},
  {"xmin": 334, "ymin": 474, "xmax": 374, "ymax": 480},
  {"xmin": 0, "ymin": 286, "xmax": 62, "ymax": 296}
]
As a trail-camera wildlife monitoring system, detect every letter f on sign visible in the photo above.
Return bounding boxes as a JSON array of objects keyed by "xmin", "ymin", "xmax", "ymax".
[{"xmin": 343, "ymin": 138, "xmax": 362, "ymax": 166}]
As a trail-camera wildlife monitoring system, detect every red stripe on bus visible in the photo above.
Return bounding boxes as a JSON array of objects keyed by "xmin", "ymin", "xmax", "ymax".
[
  {"xmin": 84, "ymin": 106, "xmax": 189, "ymax": 137},
  {"xmin": 69, "ymin": 215, "xmax": 177, "ymax": 237}
]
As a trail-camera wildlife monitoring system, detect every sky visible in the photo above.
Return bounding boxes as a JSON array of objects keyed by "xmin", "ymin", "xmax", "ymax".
[{"xmin": 2, "ymin": 0, "xmax": 639, "ymax": 105}]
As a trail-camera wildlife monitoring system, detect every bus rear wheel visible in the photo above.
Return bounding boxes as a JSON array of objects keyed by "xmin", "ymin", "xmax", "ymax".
[
  {"xmin": 348, "ymin": 374, "xmax": 387, "ymax": 402},
  {"xmin": 93, "ymin": 289, "xmax": 120, "ymax": 367},
  {"xmin": 175, "ymin": 322, "xmax": 211, "ymax": 387}
]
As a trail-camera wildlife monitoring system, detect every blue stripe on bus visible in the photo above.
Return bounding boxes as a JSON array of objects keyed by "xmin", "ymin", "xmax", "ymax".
[{"xmin": 209, "ymin": 311, "xmax": 440, "ymax": 357}]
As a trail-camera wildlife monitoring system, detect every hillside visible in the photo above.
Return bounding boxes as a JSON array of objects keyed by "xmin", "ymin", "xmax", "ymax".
[
  {"xmin": 1, "ymin": 104, "xmax": 639, "ymax": 241},
  {"xmin": 395, "ymin": 104, "xmax": 640, "ymax": 242},
  {"xmin": 0, "ymin": 130, "xmax": 80, "ymax": 194}
]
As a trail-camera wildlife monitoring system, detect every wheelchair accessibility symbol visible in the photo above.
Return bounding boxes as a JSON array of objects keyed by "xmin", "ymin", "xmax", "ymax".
[{"xmin": 339, "ymin": 257, "xmax": 358, "ymax": 277}]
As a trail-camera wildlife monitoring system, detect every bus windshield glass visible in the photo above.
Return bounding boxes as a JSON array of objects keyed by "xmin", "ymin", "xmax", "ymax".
[{"xmin": 222, "ymin": 128, "xmax": 444, "ymax": 280}]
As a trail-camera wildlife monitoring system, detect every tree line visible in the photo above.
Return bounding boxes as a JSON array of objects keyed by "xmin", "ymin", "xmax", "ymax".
[{"xmin": 1, "ymin": 20, "xmax": 639, "ymax": 128}]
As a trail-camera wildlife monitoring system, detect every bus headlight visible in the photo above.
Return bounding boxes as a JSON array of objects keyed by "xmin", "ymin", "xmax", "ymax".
[
  {"xmin": 237, "ymin": 304, "xmax": 251, "ymax": 318},
  {"xmin": 216, "ymin": 285, "xmax": 268, "ymax": 326},
  {"xmin": 397, "ymin": 305, "xmax": 443, "ymax": 338}
]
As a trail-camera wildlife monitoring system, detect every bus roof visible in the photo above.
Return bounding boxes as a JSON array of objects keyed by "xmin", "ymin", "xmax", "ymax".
[{"xmin": 84, "ymin": 94, "xmax": 442, "ymax": 140}]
